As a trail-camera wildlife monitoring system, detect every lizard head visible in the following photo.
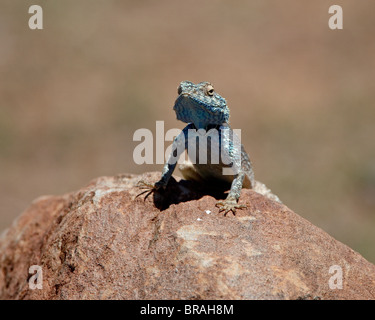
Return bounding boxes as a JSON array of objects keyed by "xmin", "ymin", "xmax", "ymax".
[{"xmin": 173, "ymin": 81, "xmax": 230, "ymax": 129}]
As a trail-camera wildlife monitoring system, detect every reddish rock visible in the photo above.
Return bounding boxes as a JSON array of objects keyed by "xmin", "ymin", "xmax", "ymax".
[{"xmin": 0, "ymin": 172, "xmax": 374, "ymax": 299}]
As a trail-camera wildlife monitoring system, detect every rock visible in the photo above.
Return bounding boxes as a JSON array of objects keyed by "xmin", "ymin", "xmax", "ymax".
[{"xmin": 0, "ymin": 172, "xmax": 374, "ymax": 300}]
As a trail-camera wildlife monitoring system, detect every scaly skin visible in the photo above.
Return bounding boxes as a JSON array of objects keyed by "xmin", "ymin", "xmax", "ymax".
[{"xmin": 137, "ymin": 81, "xmax": 256, "ymax": 215}]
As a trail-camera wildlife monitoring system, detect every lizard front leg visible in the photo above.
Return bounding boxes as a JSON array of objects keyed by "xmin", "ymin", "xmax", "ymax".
[
  {"xmin": 215, "ymin": 172, "xmax": 247, "ymax": 215},
  {"xmin": 136, "ymin": 124, "xmax": 192, "ymax": 199}
]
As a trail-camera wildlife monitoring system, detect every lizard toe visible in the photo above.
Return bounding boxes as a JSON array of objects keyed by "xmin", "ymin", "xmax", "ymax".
[
  {"xmin": 136, "ymin": 180, "xmax": 158, "ymax": 200},
  {"xmin": 215, "ymin": 200, "xmax": 247, "ymax": 216}
]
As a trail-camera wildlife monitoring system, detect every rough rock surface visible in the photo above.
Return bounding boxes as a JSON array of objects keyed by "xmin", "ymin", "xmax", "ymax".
[{"xmin": 0, "ymin": 172, "xmax": 374, "ymax": 300}]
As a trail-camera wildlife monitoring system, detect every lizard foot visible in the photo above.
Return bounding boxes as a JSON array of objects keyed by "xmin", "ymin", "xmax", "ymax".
[
  {"xmin": 215, "ymin": 199, "xmax": 247, "ymax": 216},
  {"xmin": 135, "ymin": 180, "xmax": 165, "ymax": 201},
  {"xmin": 136, "ymin": 180, "xmax": 158, "ymax": 201}
]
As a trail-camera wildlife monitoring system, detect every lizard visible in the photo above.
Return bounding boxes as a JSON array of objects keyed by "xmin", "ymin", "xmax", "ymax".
[{"xmin": 137, "ymin": 80, "xmax": 280, "ymax": 215}]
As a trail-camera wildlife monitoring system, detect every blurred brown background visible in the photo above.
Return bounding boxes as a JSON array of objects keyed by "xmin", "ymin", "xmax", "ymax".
[{"xmin": 1, "ymin": 1, "xmax": 374, "ymax": 262}]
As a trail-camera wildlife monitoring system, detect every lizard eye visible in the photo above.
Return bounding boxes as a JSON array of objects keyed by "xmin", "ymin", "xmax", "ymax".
[
  {"xmin": 206, "ymin": 85, "xmax": 214, "ymax": 96},
  {"xmin": 177, "ymin": 85, "xmax": 182, "ymax": 95}
]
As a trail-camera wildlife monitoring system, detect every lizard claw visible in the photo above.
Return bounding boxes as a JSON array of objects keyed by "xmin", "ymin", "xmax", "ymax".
[
  {"xmin": 215, "ymin": 199, "xmax": 247, "ymax": 216},
  {"xmin": 135, "ymin": 180, "xmax": 158, "ymax": 201},
  {"xmin": 136, "ymin": 180, "xmax": 156, "ymax": 190},
  {"xmin": 135, "ymin": 180, "xmax": 166, "ymax": 201}
]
